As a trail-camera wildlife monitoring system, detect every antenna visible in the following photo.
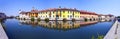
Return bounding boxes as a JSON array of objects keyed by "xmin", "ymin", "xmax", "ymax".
[
  {"xmin": 59, "ymin": 6, "xmax": 61, "ymax": 8},
  {"xmin": 32, "ymin": 7, "xmax": 35, "ymax": 10},
  {"xmin": 19, "ymin": 9, "xmax": 21, "ymax": 11},
  {"xmin": 19, "ymin": 9, "xmax": 22, "ymax": 13}
]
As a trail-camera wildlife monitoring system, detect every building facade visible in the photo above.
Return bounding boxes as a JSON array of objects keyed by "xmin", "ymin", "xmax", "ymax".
[
  {"xmin": 19, "ymin": 11, "xmax": 30, "ymax": 19},
  {"xmin": 80, "ymin": 10, "xmax": 98, "ymax": 21},
  {"xmin": 19, "ymin": 7, "xmax": 114, "ymax": 21},
  {"xmin": 0, "ymin": 12, "xmax": 6, "ymax": 19},
  {"xmin": 38, "ymin": 8, "xmax": 80, "ymax": 20},
  {"xmin": 19, "ymin": 9, "xmax": 39, "ymax": 19},
  {"xmin": 98, "ymin": 14, "xmax": 114, "ymax": 21}
]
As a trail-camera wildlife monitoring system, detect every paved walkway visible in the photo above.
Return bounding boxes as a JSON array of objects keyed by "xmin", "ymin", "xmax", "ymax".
[
  {"xmin": 104, "ymin": 20, "xmax": 120, "ymax": 39},
  {"xmin": 0, "ymin": 23, "xmax": 8, "ymax": 39}
]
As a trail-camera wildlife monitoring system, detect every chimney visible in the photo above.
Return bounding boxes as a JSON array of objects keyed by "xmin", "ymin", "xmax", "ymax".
[
  {"xmin": 74, "ymin": 8, "xmax": 76, "ymax": 10},
  {"xmin": 59, "ymin": 6, "xmax": 61, "ymax": 8}
]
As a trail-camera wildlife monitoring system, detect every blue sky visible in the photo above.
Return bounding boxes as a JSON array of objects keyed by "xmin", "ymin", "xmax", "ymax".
[{"xmin": 0, "ymin": 0, "xmax": 119, "ymax": 16}]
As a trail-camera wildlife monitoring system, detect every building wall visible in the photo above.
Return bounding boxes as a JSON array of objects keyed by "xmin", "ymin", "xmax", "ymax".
[
  {"xmin": 19, "ymin": 14, "xmax": 29, "ymax": 19},
  {"xmin": 0, "ymin": 13, "xmax": 6, "ymax": 19},
  {"xmin": 29, "ymin": 13, "xmax": 38, "ymax": 18},
  {"xmin": 80, "ymin": 14, "xmax": 98, "ymax": 20},
  {"xmin": 38, "ymin": 9, "xmax": 80, "ymax": 20},
  {"xmin": 74, "ymin": 11, "xmax": 80, "ymax": 20},
  {"xmin": 38, "ymin": 11, "xmax": 49, "ymax": 20}
]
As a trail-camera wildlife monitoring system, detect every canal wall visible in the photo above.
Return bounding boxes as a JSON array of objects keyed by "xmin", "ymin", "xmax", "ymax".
[
  {"xmin": 104, "ymin": 20, "xmax": 120, "ymax": 39},
  {"xmin": 0, "ymin": 23, "xmax": 8, "ymax": 39}
]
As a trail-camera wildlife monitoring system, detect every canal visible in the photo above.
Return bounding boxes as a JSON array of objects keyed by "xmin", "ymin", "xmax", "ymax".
[
  {"xmin": 2, "ymin": 19, "xmax": 114, "ymax": 39},
  {"xmin": 118, "ymin": 18, "xmax": 120, "ymax": 22}
]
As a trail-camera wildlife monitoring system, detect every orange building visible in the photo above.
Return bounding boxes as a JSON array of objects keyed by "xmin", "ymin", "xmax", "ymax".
[
  {"xmin": 80, "ymin": 10, "xmax": 98, "ymax": 21},
  {"xmin": 29, "ymin": 9, "xmax": 39, "ymax": 18},
  {"xmin": 19, "ymin": 8, "xmax": 39, "ymax": 19}
]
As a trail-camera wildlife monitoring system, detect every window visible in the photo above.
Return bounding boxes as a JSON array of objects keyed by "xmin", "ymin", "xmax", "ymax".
[
  {"xmin": 41, "ymin": 12, "xmax": 42, "ymax": 14},
  {"xmin": 50, "ymin": 11, "xmax": 52, "ymax": 13},
  {"xmin": 46, "ymin": 15, "xmax": 47, "ymax": 17},
  {"xmin": 63, "ymin": 15, "xmax": 65, "ymax": 17},
  {"xmin": 73, "ymin": 11, "xmax": 74, "ymax": 13},
  {"xmin": 53, "ymin": 11, "xmax": 54, "ymax": 13},
  {"xmin": 61, "ymin": 11, "xmax": 62, "ymax": 13},
  {"xmin": 63, "ymin": 11, "xmax": 65, "ymax": 13},
  {"xmin": 46, "ymin": 12, "xmax": 47, "ymax": 14},
  {"xmin": 53, "ymin": 15, "xmax": 54, "ymax": 17},
  {"xmin": 71, "ymin": 11, "xmax": 72, "ymax": 13},
  {"xmin": 56, "ymin": 11, "xmax": 58, "ymax": 13},
  {"xmin": 56, "ymin": 15, "xmax": 59, "ymax": 17},
  {"xmin": 70, "ymin": 15, "xmax": 72, "ymax": 18},
  {"xmin": 68, "ymin": 11, "xmax": 69, "ymax": 13}
]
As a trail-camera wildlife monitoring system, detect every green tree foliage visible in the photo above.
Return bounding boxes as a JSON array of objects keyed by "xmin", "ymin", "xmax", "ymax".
[
  {"xmin": 44, "ymin": 18, "xmax": 49, "ymax": 22},
  {"xmin": 31, "ymin": 17, "xmax": 35, "ymax": 21}
]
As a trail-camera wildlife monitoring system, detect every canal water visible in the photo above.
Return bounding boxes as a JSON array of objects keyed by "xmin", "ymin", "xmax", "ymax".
[
  {"xmin": 2, "ymin": 19, "xmax": 114, "ymax": 39},
  {"xmin": 118, "ymin": 18, "xmax": 120, "ymax": 22}
]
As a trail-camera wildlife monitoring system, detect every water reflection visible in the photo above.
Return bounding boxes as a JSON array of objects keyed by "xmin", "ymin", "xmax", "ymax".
[
  {"xmin": 3, "ymin": 19, "xmax": 114, "ymax": 39},
  {"xmin": 118, "ymin": 19, "xmax": 120, "ymax": 22},
  {"xmin": 19, "ymin": 20, "xmax": 81, "ymax": 31},
  {"xmin": 18, "ymin": 19, "xmax": 111, "ymax": 31},
  {"xmin": 80, "ymin": 21, "xmax": 98, "ymax": 26},
  {"xmin": 99, "ymin": 19, "xmax": 112, "ymax": 22}
]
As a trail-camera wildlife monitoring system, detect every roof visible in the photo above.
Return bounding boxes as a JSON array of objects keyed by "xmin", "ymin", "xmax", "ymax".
[
  {"xmin": 98, "ymin": 14, "xmax": 114, "ymax": 17},
  {"xmin": 30, "ymin": 9, "xmax": 39, "ymax": 13},
  {"xmin": 40, "ymin": 8, "xmax": 80, "ymax": 12},
  {"xmin": 19, "ymin": 11, "xmax": 29, "ymax": 14},
  {"xmin": 19, "ymin": 8, "xmax": 80, "ymax": 14},
  {"xmin": 80, "ymin": 10, "xmax": 98, "ymax": 15}
]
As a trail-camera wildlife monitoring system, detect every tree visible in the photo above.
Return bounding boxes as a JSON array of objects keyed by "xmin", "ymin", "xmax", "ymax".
[{"xmin": 117, "ymin": 16, "xmax": 120, "ymax": 18}]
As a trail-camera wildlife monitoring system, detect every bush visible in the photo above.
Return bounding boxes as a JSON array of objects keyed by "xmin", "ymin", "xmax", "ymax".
[
  {"xmin": 72, "ymin": 18, "xmax": 76, "ymax": 22},
  {"xmin": 91, "ymin": 36, "xmax": 95, "ymax": 39},
  {"xmin": 91, "ymin": 35, "xmax": 104, "ymax": 39},
  {"xmin": 90, "ymin": 19, "xmax": 92, "ymax": 21},
  {"xmin": 97, "ymin": 35, "xmax": 104, "ymax": 39},
  {"xmin": 44, "ymin": 18, "xmax": 49, "ymax": 22},
  {"xmin": 84, "ymin": 18, "xmax": 88, "ymax": 21},
  {"xmin": 23, "ymin": 18, "xmax": 26, "ymax": 20},
  {"xmin": 63, "ymin": 18, "xmax": 67, "ymax": 22},
  {"xmin": 31, "ymin": 17, "xmax": 35, "ymax": 21},
  {"xmin": 117, "ymin": 16, "xmax": 120, "ymax": 18},
  {"xmin": 93, "ymin": 18, "xmax": 96, "ymax": 21},
  {"xmin": 37, "ymin": 18, "xmax": 41, "ymax": 21}
]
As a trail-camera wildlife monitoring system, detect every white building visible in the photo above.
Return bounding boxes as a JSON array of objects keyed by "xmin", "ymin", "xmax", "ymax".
[{"xmin": 19, "ymin": 11, "xmax": 30, "ymax": 19}]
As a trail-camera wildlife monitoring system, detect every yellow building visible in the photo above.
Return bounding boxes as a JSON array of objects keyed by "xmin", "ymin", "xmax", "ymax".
[{"xmin": 38, "ymin": 7, "xmax": 80, "ymax": 20}]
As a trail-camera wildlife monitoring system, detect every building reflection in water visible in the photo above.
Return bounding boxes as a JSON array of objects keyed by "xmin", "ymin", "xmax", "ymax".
[{"xmin": 18, "ymin": 19, "xmax": 111, "ymax": 31}]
